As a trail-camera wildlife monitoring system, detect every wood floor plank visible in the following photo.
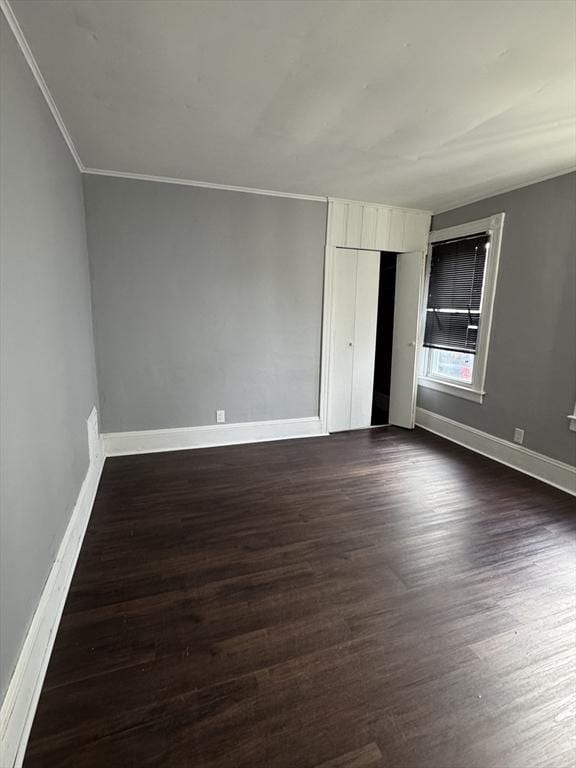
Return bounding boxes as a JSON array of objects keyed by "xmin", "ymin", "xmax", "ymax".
[
  {"xmin": 313, "ymin": 743, "xmax": 383, "ymax": 767},
  {"xmin": 23, "ymin": 427, "xmax": 576, "ymax": 767}
]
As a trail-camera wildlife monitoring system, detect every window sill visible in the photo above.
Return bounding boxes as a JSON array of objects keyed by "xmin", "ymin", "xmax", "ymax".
[
  {"xmin": 418, "ymin": 376, "xmax": 485, "ymax": 403},
  {"xmin": 568, "ymin": 415, "xmax": 576, "ymax": 432}
]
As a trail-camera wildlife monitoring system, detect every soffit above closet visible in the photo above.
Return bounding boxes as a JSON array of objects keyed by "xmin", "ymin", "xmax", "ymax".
[{"xmin": 9, "ymin": 0, "xmax": 576, "ymax": 212}]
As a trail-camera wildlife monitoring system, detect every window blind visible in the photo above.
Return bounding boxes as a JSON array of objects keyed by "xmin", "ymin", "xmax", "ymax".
[{"xmin": 423, "ymin": 233, "xmax": 489, "ymax": 354}]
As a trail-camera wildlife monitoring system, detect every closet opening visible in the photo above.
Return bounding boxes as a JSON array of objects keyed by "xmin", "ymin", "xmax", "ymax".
[{"xmin": 371, "ymin": 251, "xmax": 398, "ymax": 426}]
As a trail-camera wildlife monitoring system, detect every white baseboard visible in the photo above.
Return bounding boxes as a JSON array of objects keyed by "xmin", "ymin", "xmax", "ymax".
[
  {"xmin": 103, "ymin": 416, "xmax": 326, "ymax": 457},
  {"xmin": 0, "ymin": 408, "xmax": 105, "ymax": 768},
  {"xmin": 416, "ymin": 407, "xmax": 576, "ymax": 496}
]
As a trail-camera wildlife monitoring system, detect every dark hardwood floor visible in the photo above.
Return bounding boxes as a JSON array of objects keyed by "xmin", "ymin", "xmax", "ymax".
[{"xmin": 24, "ymin": 427, "xmax": 575, "ymax": 768}]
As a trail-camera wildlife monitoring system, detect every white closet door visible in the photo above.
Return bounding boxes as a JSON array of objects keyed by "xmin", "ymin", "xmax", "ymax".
[
  {"xmin": 389, "ymin": 251, "xmax": 425, "ymax": 429},
  {"xmin": 350, "ymin": 250, "xmax": 380, "ymax": 428},
  {"xmin": 327, "ymin": 249, "xmax": 358, "ymax": 432}
]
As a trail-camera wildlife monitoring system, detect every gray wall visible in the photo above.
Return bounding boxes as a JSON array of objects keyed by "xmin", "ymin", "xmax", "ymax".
[
  {"xmin": 0, "ymin": 17, "xmax": 99, "ymax": 701},
  {"xmin": 418, "ymin": 172, "xmax": 576, "ymax": 466},
  {"xmin": 83, "ymin": 175, "xmax": 327, "ymax": 433}
]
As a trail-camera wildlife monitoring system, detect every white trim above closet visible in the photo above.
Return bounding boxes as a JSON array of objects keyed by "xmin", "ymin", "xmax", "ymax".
[{"xmin": 327, "ymin": 198, "xmax": 431, "ymax": 252}]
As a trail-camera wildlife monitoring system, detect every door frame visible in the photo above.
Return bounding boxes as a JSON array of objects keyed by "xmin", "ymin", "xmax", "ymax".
[{"xmin": 319, "ymin": 243, "xmax": 426, "ymax": 434}]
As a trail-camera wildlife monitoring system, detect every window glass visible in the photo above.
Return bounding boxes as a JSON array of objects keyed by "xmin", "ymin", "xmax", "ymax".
[{"xmin": 429, "ymin": 349, "xmax": 474, "ymax": 384}]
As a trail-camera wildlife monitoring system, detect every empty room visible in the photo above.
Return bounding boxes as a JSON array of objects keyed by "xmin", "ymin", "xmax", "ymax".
[{"xmin": 1, "ymin": 1, "xmax": 575, "ymax": 766}]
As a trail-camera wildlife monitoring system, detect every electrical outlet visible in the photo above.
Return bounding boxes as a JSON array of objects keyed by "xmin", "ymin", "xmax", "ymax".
[
  {"xmin": 216, "ymin": 410, "xmax": 225, "ymax": 424},
  {"xmin": 513, "ymin": 428, "xmax": 524, "ymax": 444}
]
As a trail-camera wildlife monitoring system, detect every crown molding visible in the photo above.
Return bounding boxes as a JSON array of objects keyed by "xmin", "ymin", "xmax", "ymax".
[
  {"xmin": 433, "ymin": 167, "xmax": 576, "ymax": 215},
  {"xmin": 85, "ymin": 170, "xmax": 436, "ymax": 211},
  {"xmin": 1, "ymin": 0, "xmax": 84, "ymax": 172},
  {"xmin": 82, "ymin": 167, "xmax": 328, "ymax": 202}
]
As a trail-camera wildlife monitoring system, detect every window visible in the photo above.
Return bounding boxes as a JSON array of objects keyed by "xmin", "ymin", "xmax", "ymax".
[{"xmin": 418, "ymin": 214, "xmax": 505, "ymax": 403}]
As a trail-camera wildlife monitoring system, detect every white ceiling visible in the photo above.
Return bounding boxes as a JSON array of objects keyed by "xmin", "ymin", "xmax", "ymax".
[{"xmin": 8, "ymin": 0, "xmax": 576, "ymax": 211}]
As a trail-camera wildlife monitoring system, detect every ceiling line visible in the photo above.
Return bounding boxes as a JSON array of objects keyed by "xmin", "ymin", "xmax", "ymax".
[
  {"xmin": 433, "ymin": 167, "xmax": 576, "ymax": 215},
  {"xmin": 1, "ymin": 0, "xmax": 84, "ymax": 172},
  {"xmin": 83, "ymin": 168, "xmax": 328, "ymax": 203},
  {"xmin": 3, "ymin": 0, "xmax": 574, "ymax": 214}
]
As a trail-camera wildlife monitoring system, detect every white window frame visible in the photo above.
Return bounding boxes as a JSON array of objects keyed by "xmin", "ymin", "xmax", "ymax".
[
  {"xmin": 568, "ymin": 402, "xmax": 576, "ymax": 432},
  {"xmin": 418, "ymin": 213, "xmax": 505, "ymax": 404}
]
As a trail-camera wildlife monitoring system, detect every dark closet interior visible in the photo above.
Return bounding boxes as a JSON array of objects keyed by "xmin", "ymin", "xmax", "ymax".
[{"xmin": 371, "ymin": 252, "xmax": 398, "ymax": 426}]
